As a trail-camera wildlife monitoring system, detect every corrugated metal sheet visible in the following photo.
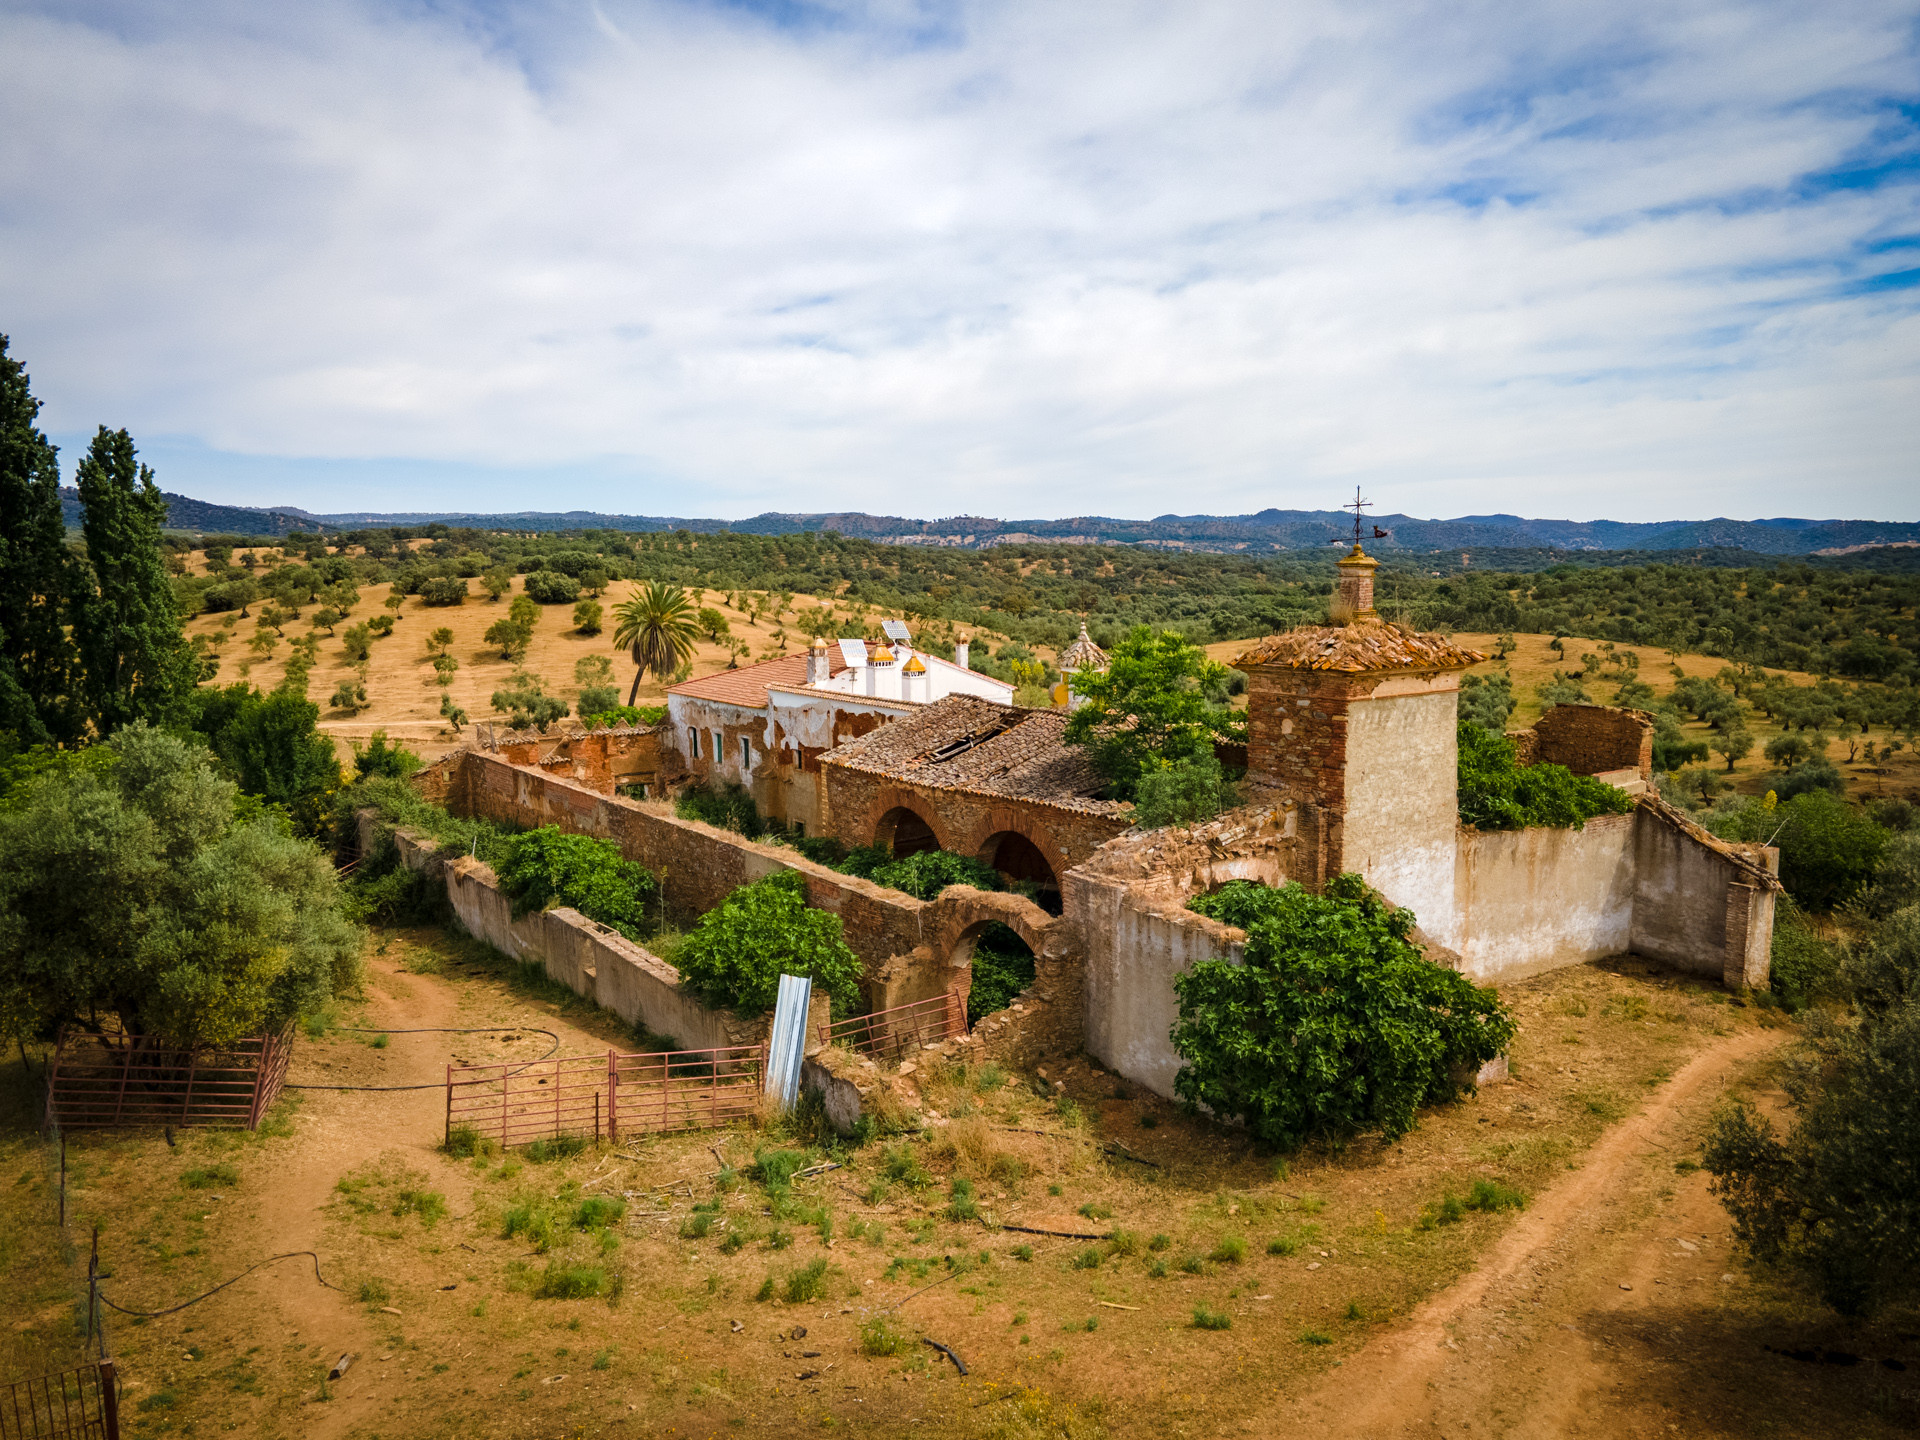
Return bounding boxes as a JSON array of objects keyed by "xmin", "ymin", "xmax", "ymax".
[{"xmin": 765, "ymin": 974, "xmax": 813, "ymax": 1112}]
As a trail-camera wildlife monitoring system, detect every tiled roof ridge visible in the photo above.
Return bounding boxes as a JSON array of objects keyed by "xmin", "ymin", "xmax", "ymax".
[{"xmin": 1232, "ymin": 617, "xmax": 1485, "ymax": 673}]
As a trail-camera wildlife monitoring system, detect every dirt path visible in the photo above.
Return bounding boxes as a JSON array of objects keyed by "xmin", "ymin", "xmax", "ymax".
[
  {"xmin": 222, "ymin": 955, "xmax": 610, "ymax": 1439},
  {"xmin": 1287, "ymin": 1026, "xmax": 1786, "ymax": 1439}
]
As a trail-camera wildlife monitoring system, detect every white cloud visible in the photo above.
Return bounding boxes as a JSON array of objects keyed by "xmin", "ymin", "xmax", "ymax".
[{"xmin": 0, "ymin": 0, "xmax": 1915, "ymax": 520}]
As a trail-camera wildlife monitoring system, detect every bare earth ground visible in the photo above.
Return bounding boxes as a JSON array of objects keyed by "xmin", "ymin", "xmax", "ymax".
[{"xmin": 6, "ymin": 934, "xmax": 1917, "ymax": 1440}]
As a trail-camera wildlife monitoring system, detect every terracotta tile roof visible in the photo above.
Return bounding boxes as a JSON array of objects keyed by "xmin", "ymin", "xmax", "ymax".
[
  {"xmin": 1232, "ymin": 619, "xmax": 1485, "ymax": 674},
  {"xmin": 668, "ymin": 654, "xmax": 848, "ymax": 710},
  {"xmin": 821, "ymin": 694, "xmax": 1131, "ymax": 817}
]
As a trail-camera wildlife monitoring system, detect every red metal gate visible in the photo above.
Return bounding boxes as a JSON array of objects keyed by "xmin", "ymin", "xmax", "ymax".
[
  {"xmin": 819, "ymin": 992, "xmax": 965, "ymax": 1061},
  {"xmin": 45, "ymin": 1032, "xmax": 292, "ymax": 1131},
  {"xmin": 445, "ymin": 1045, "xmax": 764, "ymax": 1148}
]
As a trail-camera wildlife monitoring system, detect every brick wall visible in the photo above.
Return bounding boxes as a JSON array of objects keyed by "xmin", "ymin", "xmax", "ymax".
[
  {"xmin": 1242, "ymin": 669, "xmax": 1363, "ymax": 812},
  {"xmin": 1530, "ymin": 704, "xmax": 1653, "ymax": 779},
  {"xmin": 820, "ymin": 762, "xmax": 1132, "ymax": 883}
]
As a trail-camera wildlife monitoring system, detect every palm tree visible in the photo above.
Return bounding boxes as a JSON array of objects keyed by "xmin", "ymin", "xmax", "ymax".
[{"xmin": 612, "ymin": 581, "xmax": 699, "ymax": 705}]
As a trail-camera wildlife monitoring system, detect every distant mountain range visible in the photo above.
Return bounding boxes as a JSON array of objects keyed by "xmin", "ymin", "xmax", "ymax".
[{"xmin": 59, "ymin": 487, "xmax": 1920, "ymax": 558}]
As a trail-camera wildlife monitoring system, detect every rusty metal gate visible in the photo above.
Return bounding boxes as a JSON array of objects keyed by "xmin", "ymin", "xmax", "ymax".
[{"xmin": 445, "ymin": 1045, "xmax": 764, "ymax": 1147}]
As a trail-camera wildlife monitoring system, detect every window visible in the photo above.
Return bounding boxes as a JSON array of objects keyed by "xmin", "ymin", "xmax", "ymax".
[
  {"xmin": 688, "ymin": 727, "xmax": 700, "ymax": 759},
  {"xmin": 712, "ymin": 730, "xmax": 723, "ymax": 764},
  {"xmin": 740, "ymin": 736, "xmax": 752, "ymax": 768}
]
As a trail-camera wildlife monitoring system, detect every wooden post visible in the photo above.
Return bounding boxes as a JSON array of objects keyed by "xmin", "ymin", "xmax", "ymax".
[
  {"xmin": 181, "ymin": 1045, "xmax": 200, "ymax": 1124},
  {"xmin": 444, "ymin": 1064, "xmax": 452, "ymax": 1148},
  {"xmin": 110, "ymin": 1041, "xmax": 132, "ymax": 1127},
  {"xmin": 100, "ymin": 1358, "xmax": 121, "ymax": 1439}
]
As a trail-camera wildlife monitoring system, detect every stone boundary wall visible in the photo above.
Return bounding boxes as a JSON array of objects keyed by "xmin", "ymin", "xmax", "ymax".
[
  {"xmin": 414, "ymin": 751, "xmax": 1075, "ymax": 1063},
  {"xmin": 355, "ymin": 812, "xmax": 815, "ymax": 1053},
  {"xmin": 1449, "ymin": 812, "xmax": 1637, "ymax": 981},
  {"xmin": 1629, "ymin": 800, "xmax": 1779, "ymax": 989}
]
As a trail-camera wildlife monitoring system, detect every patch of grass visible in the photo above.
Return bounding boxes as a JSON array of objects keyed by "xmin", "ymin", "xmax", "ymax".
[
  {"xmin": 754, "ymin": 1277, "xmax": 775, "ymax": 1302},
  {"xmin": 1208, "ymin": 1236, "xmax": 1247, "ymax": 1265},
  {"xmin": 1138, "ymin": 1113, "xmax": 1159, "ymax": 1129},
  {"xmin": 1076, "ymin": 1202, "xmax": 1112, "ymax": 1221},
  {"xmin": 1300, "ymin": 1329, "xmax": 1332, "ymax": 1346},
  {"xmin": 1147, "ymin": 1258, "xmax": 1168, "ymax": 1279},
  {"xmin": 181, "ymin": 1164, "xmax": 239, "ymax": 1190},
  {"xmin": 764, "ymin": 1227, "xmax": 793, "ymax": 1251},
  {"xmin": 1178, "ymin": 1254, "xmax": 1205, "ymax": 1275},
  {"xmin": 1296, "ymin": 1194, "xmax": 1325, "ymax": 1216},
  {"xmin": 719, "ymin": 1231, "xmax": 747, "ymax": 1255},
  {"xmin": 591, "ymin": 1349, "xmax": 614, "ymax": 1371},
  {"xmin": 679, "ymin": 1211, "xmax": 715, "ymax": 1240},
  {"xmin": 1011, "ymin": 1244, "xmax": 1034, "ymax": 1262},
  {"xmin": 534, "ymin": 1263, "xmax": 606, "ymax": 1299},
  {"xmin": 782, "ymin": 1258, "xmax": 831, "ymax": 1304},
  {"xmin": 1148, "ymin": 1233, "xmax": 1171, "ymax": 1252},
  {"xmin": 1266, "ymin": 1236, "xmax": 1296, "ymax": 1256},
  {"xmin": 1070, "ymin": 1247, "xmax": 1103, "ymax": 1271},
  {"xmin": 1063, "ymin": 1316, "xmax": 1098, "ymax": 1332},
  {"xmin": 880, "ymin": 1144, "xmax": 931, "ymax": 1191},
  {"xmin": 1674, "ymin": 1157, "xmax": 1700, "ymax": 1174},
  {"xmin": 947, "ymin": 1177, "xmax": 980, "ymax": 1222},
  {"xmin": 356, "ymin": 1278, "xmax": 391, "ymax": 1305},
  {"xmin": 860, "ymin": 1315, "xmax": 906, "ymax": 1356},
  {"xmin": 1106, "ymin": 1229, "xmax": 1139, "ymax": 1256},
  {"xmin": 1464, "ymin": 1179, "xmax": 1526, "ymax": 1213},
  {"xmin": 368, "ymin": 1033, "xmax": 390, "ymax": 1049},
  {"xmin": 523, "ymin": 1135, "xmax": 588, "ymax": 1163},
  {"xmin": 1192, "ymin": 1307, "xmax": 1231, "ymax": 1331},
  {"xmin": 574, "ymin": 1196, "xmax": 627, "ymax": 1230},
  {"xmin": 1345, "ymin": 1300, "xmax": 1366, "ymax": 1321},
  {"xmin": 503, "ymin": 1200, "xmax": 560, "ymax": 1252},
  {"xmin": 442, "ymin": 1126, "xmax": 499, "ymax": 1160},
  {"xmin": 393, "ymin": 1188, "xmax": 447, "ymax": 1226}
]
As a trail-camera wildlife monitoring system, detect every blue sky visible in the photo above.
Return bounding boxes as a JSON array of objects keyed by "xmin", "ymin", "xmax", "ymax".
[{"xmin": 1, "ymin": 0, "xmax": 1915, "ymax": 521}]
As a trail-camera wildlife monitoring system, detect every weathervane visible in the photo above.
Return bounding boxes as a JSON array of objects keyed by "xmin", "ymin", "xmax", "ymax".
[{"xmin": 1344, "ymin": 487, "xmax": 1372, "ymax": 548}]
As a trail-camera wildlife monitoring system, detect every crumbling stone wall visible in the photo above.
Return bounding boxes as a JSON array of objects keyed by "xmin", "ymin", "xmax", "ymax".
[{"xmin": 1529, "ymin": 704, "xmax": 1653, "ymax": 780}]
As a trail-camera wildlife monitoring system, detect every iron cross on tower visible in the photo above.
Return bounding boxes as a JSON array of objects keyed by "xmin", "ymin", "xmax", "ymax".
[{"xmin": 1344, "ymin": 487, "xmax": 1372, "ymax": 548}]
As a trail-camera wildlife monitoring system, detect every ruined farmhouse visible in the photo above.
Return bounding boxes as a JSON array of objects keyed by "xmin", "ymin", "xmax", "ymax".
[{"xmin": 414, "ymin": 541, "xmax": 1779, "ymax": 1104}]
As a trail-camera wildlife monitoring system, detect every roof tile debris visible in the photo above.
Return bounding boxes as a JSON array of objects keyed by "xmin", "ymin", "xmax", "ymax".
[
  {"xmin": 821, "ymin": 694, "xmax": 1130, "ymax": 817},
  {"xmin": 1232, "ymin": 619, "xmax": 1486, "ymax": 674}
]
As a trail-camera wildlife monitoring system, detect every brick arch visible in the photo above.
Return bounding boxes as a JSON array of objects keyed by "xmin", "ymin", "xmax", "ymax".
[
  {"xmin": 863, "ymin": 786, "xmax": 950, "ymax": 856},
  {"xmin": 959, "ymin": 806, "xmax": 1071, "ymax": 892},
  {"xmin": 926, "ymin": 887, "xmax": 1056, "ymax": 970}
]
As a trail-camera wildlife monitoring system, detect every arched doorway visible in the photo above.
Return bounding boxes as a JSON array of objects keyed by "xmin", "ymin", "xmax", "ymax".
[
  {"xmin": 976, "ymin": 830, "xmax": 1061, "ymax": 914},
  {"xmin": 875, "ymin": 805, "xmax": 939, "ymax": 858},
  {"xmin": 959, "ymin": 921, "xmax": 1037, "ymax": 1024}
]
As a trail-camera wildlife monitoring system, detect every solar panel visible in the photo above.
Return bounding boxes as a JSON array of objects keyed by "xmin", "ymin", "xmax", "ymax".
[
  {"xmin": 837, "ymin": 638, "xmax": 868, "ymax": 667},
  {"xmin": 881, "ymin": 619, "xmax": 912, "ymax": 643}
]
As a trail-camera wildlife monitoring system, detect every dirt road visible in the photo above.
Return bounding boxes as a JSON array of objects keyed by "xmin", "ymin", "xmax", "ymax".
[{"xmin": 1286, "ymin": 1027, "xmax": 1850, "ymax": 1439}]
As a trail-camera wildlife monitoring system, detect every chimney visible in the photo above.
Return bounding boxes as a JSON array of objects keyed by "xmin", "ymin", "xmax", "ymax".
[
  {"xmin": 954, "ymin": 633, "xmax": 970, "ymax": 671},
  {"xmin": 1330, "ymin": 544, "xmax": 1379, "ymax": 625},
  {"xmin": 807, "ymin": 637, "xmax": 830, "ymax": 686}
]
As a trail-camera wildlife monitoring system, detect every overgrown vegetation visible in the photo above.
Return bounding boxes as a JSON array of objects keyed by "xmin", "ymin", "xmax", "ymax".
[
  {"xmin": 1062, "ymin": 627, "xmax": 1245, "ymax": 801},
  {"xmin": 494, "ymin": 825, "xmax": 658, "ymax": 940},
  {"xmin": 1456, "ymin": 720, "xmax": 1637, "ymax": 831},
  {"xmin": 674, "ymin": 870, "xmax": 862, "ymax": 1016},
  {"xmin": 1173, "ymin": 875, "xmax": 1513, "ymax": 1148}
]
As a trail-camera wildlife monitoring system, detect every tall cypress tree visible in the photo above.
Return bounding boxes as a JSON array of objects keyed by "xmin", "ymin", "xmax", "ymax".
[
  {"xmin": 0, "ymin": 335, "xmax": 78, "ymax": 747},
  {"xmin": 72, "ymin": 426, "xmax": 193, "ymax": 733}
]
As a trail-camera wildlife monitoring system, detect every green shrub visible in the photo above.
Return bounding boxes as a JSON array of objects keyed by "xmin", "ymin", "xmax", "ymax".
[
  {"xmin": 1179, "ymin": 1254, "xmax": 1205, "ymax": 1275},
  {"xmin": 442, "ymin": 1126, "xmax": 498, "ymax": 1160},
  {"xmin": 494, "ymin": 826, "xmax": 657, "ymax": 940},
  {"xmin": 1299, "ymin": 1329, "xmax": 1332, "ymax": 1345},
  {"xmin": 1209, "ymin": 1236, "xmax": 1247, "ymax": 1265},
  {"xmin": 675, "ymin": 871, "xmax": 861, "ymax": 1016},
  {"xmin": 1192, "ymin": 1307, "xmax": 1232, "ymax": 1331},
  {"xmin": 1076, "ymin": 1202, "xmax": 1112, "ymax": 1221},
  {"xmin": 676, "ymin": 782, "xmax": 764, "ymax": 838},
  {"xmin": 503, "ymin": 1200, "xmax": 560, "ymax": 1252},
  {"xmin": 1132, "ymin": 752, "xmax": 1237, "ymax": 830},
  {"xmin": 1177, "ymin": 875, "xmax": 1514, "ymax": 1148},
  {"xmin": 535, "ymin": 1263, "xmax": 606, "ymax": 1299},
  {"xmin": 782, "ymin": 1258, "xmax": 830, "ymax": 1304},
  {"xmin": 947, "ymin": 1177, "xmax": 980, "ymax": 1222},
  {"xmin": 1011, "ymin": 1244, "xmax": 1033, "ymax": 1262},
  {"xmin": 357, "ymin": 1278, "xmax": 391, "ymax": 1305},
  {"xmin": 751, "ymin": 1147, "xmax": 811, "ymax": 1194},
  {"xmin": 1070, "ymin": 1248, "xmax": 1103, "ymax": 1271},
  {"xmin": 1708, "ymin": 790, "xmax": 1888, "ymax": 912},
  {"xmin": 968, "ymin": 923, "xmax": 1037, "ymax": 1024},
  {"xmin": 1465, "ymin": 1179, "xmax": 1526, "ymax": 1212},
  {"xmin": 860, "ymin": 1315, "xmax": 906, "ymax": 1355},
  {"xmin": 1457, "ymin": 721, "xmax": 1636, "ymax": 831},
  {"xmin": 573, "ymin": 1197, "xmax": 627, "ymax": 1231},
  {"xmin": 181, "ymin": 1164, "xmax": 239, "ymax": 1190},
  {"xmin": 1266, "ymin": 1236, "xmax": 1295, "ymax": 1256},
  {"xmin": 522, "ymin": 570, "xmax": 580, "ymax": 605},
  {"xmin": 857, "ymin": 848, "xmax": 1002, "ymax": 901}
]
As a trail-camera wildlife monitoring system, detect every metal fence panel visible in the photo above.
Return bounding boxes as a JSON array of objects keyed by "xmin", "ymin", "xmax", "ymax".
[
  {"xmin": 0, "ymin": 1360, "xmax": 118, "ymax": 1440},
  {"xmin": 818, "ymin": 992, "xmax": 964, "ymax": 1062},
  {"xmin": 45, "ymin": 1033, "xmax": 286, "ymax": 1132},
  {"xmin": 446, "ymin": 1046, "xmax": 765, "ymax": 1147}
]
